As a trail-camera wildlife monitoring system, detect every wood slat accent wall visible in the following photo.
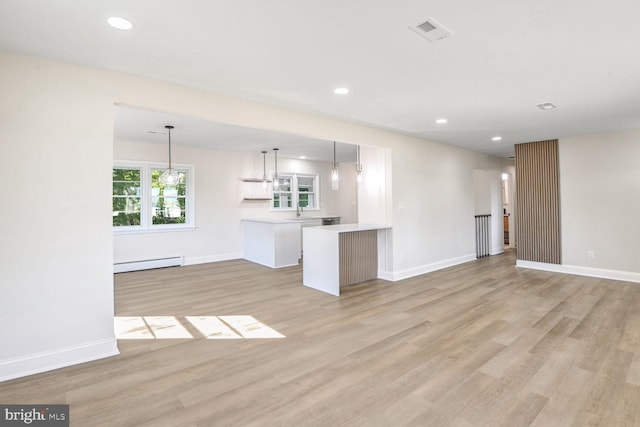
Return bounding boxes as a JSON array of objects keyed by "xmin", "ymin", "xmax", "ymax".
[
  {"xmin": 339, "ymin": 230, "xmax": 378, "ymax": 287},
  {"xmin": 515, "ymin": 139, "xmax": 561, "ymax": 264}
]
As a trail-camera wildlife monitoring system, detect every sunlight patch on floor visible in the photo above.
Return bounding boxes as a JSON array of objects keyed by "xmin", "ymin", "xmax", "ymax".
[
  {"xmin": 186, "ymin": 316, "xmax": 242, "ymax": 339},
  {"xmin": 114, "ymin": 316, "xmax": 193, "ymax": 339},
  {"xmin": 114, "ymin": 315, "xmax": 285, "ymax": 339},
  {"xmin": 144, "ymin": 316, "xmax": 193, "ymax": 339},
  {"xmin": 114, "ymin": 317, "xmax": 155, "ymax": 339},
  {"xmin": 219, "ymin": 315, "xmax": 286, "ymax": 339}
]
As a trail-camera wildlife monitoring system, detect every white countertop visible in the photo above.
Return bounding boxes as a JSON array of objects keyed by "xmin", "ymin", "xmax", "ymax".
[
  {"xmin": 242, "ymin": 216, "xmax": 341, "ymax": 224},
  {"xmin": 306, "ymin": 223, "xmax": 391, "ymax": 233}
]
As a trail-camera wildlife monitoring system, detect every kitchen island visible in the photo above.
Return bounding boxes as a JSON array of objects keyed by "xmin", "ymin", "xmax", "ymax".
[
  {"xmin": 241, "ymin": 216, "xmax": 341, "ymax": 268},
  {"xmin": 303, "ymin": 223, "xmax": 391, "ymax": 296}
]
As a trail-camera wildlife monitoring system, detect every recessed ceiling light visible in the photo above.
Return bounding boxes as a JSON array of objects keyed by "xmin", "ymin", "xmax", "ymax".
[
  {"xmin": 536, "ymin": 102, "xmax": 556, "ymax": 110},
  {"xmin": 299, "ymin": 155, "xmax": 306, "ymax": 159},
  {"xmin": 108, "ymin": 16, "xmax": 133, "ymax": 30},
  {"xmin": 492, "ymin": 136, "xmax": 502, "ymax": 142},
  {"xmin": 435, "ymin": 118, "xmax": 447, "ymax": 124},
  {"xmin": 334, "ymin": 87, "xmax": 349, "ymax": 95}
]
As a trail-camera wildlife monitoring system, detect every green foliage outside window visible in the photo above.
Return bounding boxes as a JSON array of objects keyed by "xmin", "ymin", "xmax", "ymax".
[
  {"xmin": 113, "ymin": 168, "xmax": 141, "ymax": 226},
  {"xmin": 151, "ymin": 169, "xmax": 187, "ymax": 224}
]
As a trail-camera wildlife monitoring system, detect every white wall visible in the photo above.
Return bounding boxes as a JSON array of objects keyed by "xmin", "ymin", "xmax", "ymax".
[
  {"xmin": 559, "ymin": 130, "xmax": 640, "ymax": 275},
  {"xmin": 387, "ymin": 139, "xmax": 505, "ymax": 279},
  {"xmin": 113, "ymin": 139, "xmax": 357, "ymax": 265},
  {"xmin": 474, "ymin": 170, "xmax": 492, "ymax": 215},
  {"xmin": 0, "ymin": 50, "xmax": 510, "ymax": 380},
  {"xmin": 0, "ymin": 53, "xmax": 118, "ymax": 380},
  {"xmin": 489, "ymin": 170, "xmax": 504, "ymax": 255},
  {"xmin": 502, "ymin": 163, "xmax": 516, "ymax": 249},
  {"xmin": 357, "ymin": 145, "xmax": 392, "ymax": 225}
]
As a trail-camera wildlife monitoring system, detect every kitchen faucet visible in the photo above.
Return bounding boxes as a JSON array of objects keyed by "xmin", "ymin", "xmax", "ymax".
[{"xmin": 296, "ymin": 202, "xmax": 304, "ymax": 217}]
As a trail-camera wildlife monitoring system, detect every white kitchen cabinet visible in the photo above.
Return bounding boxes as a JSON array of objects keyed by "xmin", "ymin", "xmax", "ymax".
[{"xmin": 242, "ymin": 219, "xmax": 301, "ymax": 268}]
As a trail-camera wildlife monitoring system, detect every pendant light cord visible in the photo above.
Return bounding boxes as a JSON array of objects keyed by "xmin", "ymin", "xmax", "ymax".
[
  {"xmin": 165, "ymin": 125, "xmax": 174, "ymax": 170},
  {"xmin": 273, "ymin": 148, "xmax": 278, "ymax": 178},
  {"xmin": 262, "ymin": 150, "xmax": 267, "ymax": 180}
]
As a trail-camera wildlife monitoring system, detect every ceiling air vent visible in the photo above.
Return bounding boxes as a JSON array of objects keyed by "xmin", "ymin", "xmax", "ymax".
[
  {"xmin": 536, "ymin": 102, "xmax": 557, "ymax": 110},
  {"xmin": 410, "ymin": 18, "xmax": 452, "ymax": 43}
]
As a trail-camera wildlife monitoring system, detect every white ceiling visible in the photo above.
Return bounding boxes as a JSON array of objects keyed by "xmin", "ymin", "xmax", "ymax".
[
  {"xmin": 2, "ymin": 0, "xmax": 640, "ymax": 158},
  {"xmin": 115, "ymin": 106, "xmax": 357, "ymax": 162}
]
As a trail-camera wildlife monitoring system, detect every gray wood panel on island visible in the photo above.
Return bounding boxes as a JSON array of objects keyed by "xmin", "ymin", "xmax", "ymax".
[
  {"xmin": 303, "ymin": 224, "xmax": 391, "ymax": 296},
  {"xmin": 339, "ymin": 229, "xmax": 378, "ymax": 286}
]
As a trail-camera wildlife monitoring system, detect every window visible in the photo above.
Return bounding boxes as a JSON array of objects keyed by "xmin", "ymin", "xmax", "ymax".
[
  {"xmin": 151, "ymin": 168, "xmax": 187, "ymax": 225},
  {"xmin": 272, "ymin": 173, "xmax": 319, "ymax": 210},
  {"xmin": 113, "ymin": 161, "xmax": 194, "ymax": 232}
]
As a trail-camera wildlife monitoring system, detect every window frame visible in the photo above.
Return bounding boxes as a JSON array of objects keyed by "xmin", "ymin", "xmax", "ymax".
[
  {"xmin": 270, "ymin": 172, "xmax": 320, "ymax": 211},
  {"xmin": 113, "ymin": 160, "xmax": 195, "ymax": 234}
]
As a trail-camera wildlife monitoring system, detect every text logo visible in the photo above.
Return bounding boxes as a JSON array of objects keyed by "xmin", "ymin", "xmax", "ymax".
[{"xmin": 0, "ymin": 405, "xmax": 68, "ymax": 426}]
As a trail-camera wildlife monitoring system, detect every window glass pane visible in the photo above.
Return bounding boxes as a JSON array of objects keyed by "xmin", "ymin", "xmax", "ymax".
[
  {"xmin": 279, "ymin": 193, "xmax": 292, "ymax": 208},
  {"xmin": 113, "ymin": 212, "xmax": 141, "ymax": 226},
  {"xmin": 151, "ymin": 169, "xmax": 187, "ymax": 188},
  {"xmin": 277, "ymin": 177, "xmax": 292, "ymax": 192},
  {"xmin": 113, "ymin": 197, "xmax": 141, "ymax": 212},
  {"xmin": 113, "ymin": 168, "xmax": 140, "ymax": 182},
  {"xmin": 299, "ymin": 193, "xmax": 315, "ymax": 208},
  {"xmin": 298, "ymin": 176, "xmax": 314, "ymax": 192},
  {"xmin": 113, "ymin": 182, "xmax": 141, "ymax": 196},
  {"xmin": 152, "ymin": 196, "xmax": 186, "ymax": 224},
  {"xmin": 112, "ymin": 196, "xmax": 141, "ymax": 226}
]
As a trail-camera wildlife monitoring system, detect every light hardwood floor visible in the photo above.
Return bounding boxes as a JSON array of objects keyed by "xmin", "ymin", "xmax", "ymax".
[{"xmin": 2, "ymin": 250, "xmax": 640, "ymax": 426}]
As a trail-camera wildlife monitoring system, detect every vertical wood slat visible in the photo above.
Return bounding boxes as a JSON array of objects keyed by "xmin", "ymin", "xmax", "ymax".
[
  {"xmin": 515, "ymin": 139, "xmax": 561, "ymax": 264},
  {"xmin": 475, "ymin": 214, "xmax": 491, "ymax": 258},
  {"xmin": 339, "ymin": 230, "xmax": 378, "ymax": 287}
]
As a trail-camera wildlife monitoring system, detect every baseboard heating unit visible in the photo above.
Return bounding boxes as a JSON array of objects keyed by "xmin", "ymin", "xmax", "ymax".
[{"xmin": 114, "ymin": 256, "xmax": 183, "ymax": 273}]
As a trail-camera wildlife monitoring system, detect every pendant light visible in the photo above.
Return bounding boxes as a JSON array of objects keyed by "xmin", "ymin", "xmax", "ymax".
[
  {"xmin": 356, "ymin": 145, "xmax": 364, "ymax": 183},
  {"xmin": 158, "ymin": 125, "xmax": 180, "ymax": 186},
  {"xmin": 331, "ymin": 141, "xmax": 339, "ymax": 190},
  {"xmin": 272, "ymin": 148, "xmax": 279, "ymax": 189},
  {"xmin": 261, "ymin": 150, "xmax": 268, "ymax": 189}
]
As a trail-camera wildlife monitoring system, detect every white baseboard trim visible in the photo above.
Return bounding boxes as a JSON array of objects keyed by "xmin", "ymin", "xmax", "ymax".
[
  {"xmin": 0, "ymin": 338, "xmax": 119, "ymax": 382},
  {"xmin": 389, "ymin": 253, "xmax": 477, "ymax": 282},
  {"xmin": 377, "ymin": 270, "xmax": 394, "ymax": 281},
  {"xmin": 516, "ymin": 260, "xmax": 640, "ymax": 284},
  {"xmin": 183, "ymin": 253, "xmax": 242, "ymax": 266},
  {"xmin": 114, "ymin": 256, "xmax": 183, "ymax": 273}
]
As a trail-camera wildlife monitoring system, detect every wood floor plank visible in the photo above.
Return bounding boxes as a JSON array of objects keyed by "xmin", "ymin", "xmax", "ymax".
[
  {"xmin": 529, "ymin": 365, "xmax": 596, "ymax": 427},
  {"xmin": 1, "ymin": 249, "xmax": 639, "ymax": 426},
  {"xmin": 612, "ymin": 382, "xmax": 640, "ymax": 426}
]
